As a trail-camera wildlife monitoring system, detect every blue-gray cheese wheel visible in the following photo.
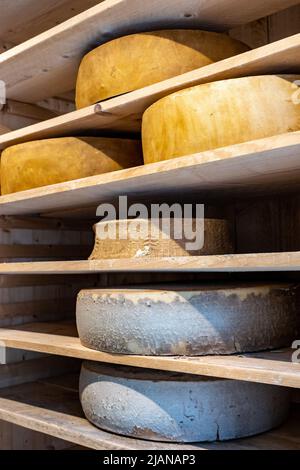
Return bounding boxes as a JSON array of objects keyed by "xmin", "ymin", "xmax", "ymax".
[
  {"xmin": 80, "ymin": 362, "xmax": 290, "ymax": 442},
  {"xmin": 76, "ymin": 283, "xmax": 300, "ymax": 355}
]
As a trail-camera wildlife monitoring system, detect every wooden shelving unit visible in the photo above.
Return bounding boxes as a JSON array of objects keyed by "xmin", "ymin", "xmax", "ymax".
[
  {"xmin": 0, "ymin": 35, "xmax": 299, "ymax": 148},
  {"xmin": 1, "ymin": 251, "xmax": 300, "ymax": 274},
  {"xmin": 0, "ymin": 373, "xmax": 299, "ymax": 450},
  {"xmin": 1, "ymin": 0, "xmax": 297, "ymax": 103},
  {"xmin": 0, "ymin": 0, "xmax": 299, "ymax": 451},
  {"xmin": 0, "ymin": 131, "xmax": 299, "ymax": 215},
  {"xmin": 0, "ymin": 321, "xmax": 299, "ymax": 388}
]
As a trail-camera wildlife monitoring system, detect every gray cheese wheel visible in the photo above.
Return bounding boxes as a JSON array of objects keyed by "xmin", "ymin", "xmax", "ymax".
[
  {"xmin": 80, "ymin": 362, "xmax": 290, "ymax": 443},
  {"xmin": 76, "ymin": 283, "xmax": 300, "ymax": 355}
]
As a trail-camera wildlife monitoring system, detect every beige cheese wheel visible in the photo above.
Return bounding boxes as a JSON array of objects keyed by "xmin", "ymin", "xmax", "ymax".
[
  {"xmin": 75, "ymin": 30, "xmax": 249, "ymax": 108},
  {"xmin": 0, "ymin": 137, "xmax": 142, "ymax": 194},
  {"xmin": 89, "ymin": 216, "xmax": 233, "ymax": 259},
  {"xmin": 76, "ymin": 283, "xmax": 300, "ymax": 355},
  {"xmin": 80, "ymin": 362, "xmax": 290, "ymax": 442},
  {"xmin": 142, "ymin": 75, "xmax": 300, "ymax": 163}
]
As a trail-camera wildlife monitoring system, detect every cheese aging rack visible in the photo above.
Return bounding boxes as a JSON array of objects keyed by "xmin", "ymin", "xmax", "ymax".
[{"xmin": 0, "ymin": 0, "xmax": 300, "ymax": 450}]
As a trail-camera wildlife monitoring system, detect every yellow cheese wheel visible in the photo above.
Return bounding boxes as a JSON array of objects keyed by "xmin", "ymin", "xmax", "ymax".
[
  {"xmin": 142, "ymin": 76, "xmax": 300, "ymax": 164},
  {"xmin": 0, "ymin": 137, "xmax": 142, "ymax": 194},
  {"xmin": 75, "ymin": 30, "xmax": 249, "ymax": 109}
]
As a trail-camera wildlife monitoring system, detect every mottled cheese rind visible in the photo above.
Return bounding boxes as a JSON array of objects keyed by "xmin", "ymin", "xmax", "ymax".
[
  {"xmin": 89, "ymin": 218, "xmax": 234, "ymax": 259},
  {"xmin": 142, "ymin": 76, "xmax": 300, "ymax": 163},
  {"xmin": 80, "ymin": 361, "xmax": 290, "ymax": 442},
  {"xmin": 75, "ymin": 30, "xmax": 249, "ymax": 108},
  {"xmin": 0, "ymin": 137, "xmax": 142, "ymax": 194},
  {"xmin": 76, "ymin": 283, "xmax": 300, "ymax": 355}
]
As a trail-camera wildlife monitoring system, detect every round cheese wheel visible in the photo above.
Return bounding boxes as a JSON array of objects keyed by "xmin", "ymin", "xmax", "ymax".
[
  {"xmin": 0, "ymin": 137, "xmax": 142, "ymax": 194},
  {"xmin": 76, "ymin": 283, "xmax": 300, "ymax": 355},
  {"xmin": 89, "ymin": 216, "xmax": 233, "ymax": 259},
  {"xmin": 80, "ymin": 362, "xmax": 290, "ymax": 442},
  {"xmin": 142, "ymin": 76, "xmax": 300, "ymax": 163},
  {"xmin": 75, "ymin": 30, "xmax": 249, "ymax": 108}
]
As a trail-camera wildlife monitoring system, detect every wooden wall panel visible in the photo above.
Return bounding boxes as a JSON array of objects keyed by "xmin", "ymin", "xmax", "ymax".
[
  {"xmin": 0, "ymin": 421, "xmax": 75, "ymax": 450},
  {"xmin": 234, "ymin": 193, "xmax": 300, "ymax": 254},
  {"xmin": 268, "ymin": 4, "xmax": 300, "ymax": 42},
  {"xmin": 230, "ymin": 4, "xmax": 300, "ymax": 47}
]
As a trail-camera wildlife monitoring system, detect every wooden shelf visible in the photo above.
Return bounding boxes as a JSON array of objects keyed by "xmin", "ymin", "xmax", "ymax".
[
  {"xmin": 0, "ymin": 321, "xmax": 299, "ymax": 389},
  {"xmin": 1, "ymin": 0, "xmax": 297, "ymax": 103},
  {"xmin": 0, "ymin": 131, "xmax": 299, "ymax": 215},
  {"xmin": 0, "ymin": 1, "xmax": 102, "ymax": 50},
  {"xmin": 0, "ymin": 373, "xmax": 299, "ymax": 450},
  {"xmin": 0, "ymin": 35, "xmax": 299, "ymax": 148},
  {"xmin": 1, "ymin": 251, "xmax": 300, "ymax": 274}
]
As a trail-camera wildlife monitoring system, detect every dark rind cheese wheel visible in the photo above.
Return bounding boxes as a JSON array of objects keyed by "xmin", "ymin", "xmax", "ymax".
[
  {"xmin": 76, "ymin": 283, "xmax": 300, "ymax": 355},
  {"xmin": 80, "ymin": 362, "xmax": 290, "ymax": 442},
  {"xmin": 0, "ymin": 137, "xmax": 142, "ymax": 194},
  {"xmin": 75, "ymin": 30, "xmax": 249, "ymax": 108}
]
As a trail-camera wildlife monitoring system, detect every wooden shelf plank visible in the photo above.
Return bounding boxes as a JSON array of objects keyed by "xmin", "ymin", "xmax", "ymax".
[
  {"xmin": 1, "ymin": 1, "xmax": 297, "ymax": 103},
  {"xmin": 0, "ymin": 1, "xmax": 102, "ymax": 49},
  {"xmin": 0, "ymin": 34, "xmax": 299, "ymax": 145},
  {"xmin": 0, "ymin": 131, "xmax": 299, "ymax": 215},
  {"xmin": 1, "ymin": 251, "xmax": 300, "ymax": 274},
  {"xmin": 0, "ymin": 321, "xmax": 299, "ymax": 389},
  {"xmin": 0, "ymin": 373, "xmax": 299, "ymax": 450}
]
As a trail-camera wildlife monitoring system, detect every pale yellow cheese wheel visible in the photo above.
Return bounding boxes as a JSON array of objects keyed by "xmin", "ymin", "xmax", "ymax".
[
  {"xmin": 75, "ymin": 30, "xmax": 249, "ymax": 109},
  {"xmin": 142, "ymin": 76, "xmax": 300, "ymax": 164},
  {"xmin": 0, "ymin": 137, "xmax": 142, "ymax": 194}
]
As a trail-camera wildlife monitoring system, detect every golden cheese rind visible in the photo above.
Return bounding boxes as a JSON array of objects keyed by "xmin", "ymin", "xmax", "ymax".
[
  {"xmin": 0, "ymin": 137, "xmax": 142, "ymax": 194},
  {"xmin": 75, "ymin": 29, "xmax": 249, "ymax": 108},
  {"xmin": 142, "ymin": 76, "xmax": 300, "ymax": 163}
]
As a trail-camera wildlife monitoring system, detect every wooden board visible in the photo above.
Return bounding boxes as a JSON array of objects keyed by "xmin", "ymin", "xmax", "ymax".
[
  {"xmin": 0, "ymin": 1, "xmax": 297, "ymax": 103},
  {"xmin": 0, "ymin": 420, "xmax": 76, "ymax": 450},
  {"xmin": 2, "ymin": 251, "xmax": 300, "ymax": 273},
  {"xmin": 0, "ymin": 1, "xmax": 103, "ymax": 50},
  {"xmin": 0, "ymin": 131, "xmax": 299, "ymax": 215},
  {"xmin": 0, "ymin": 321, "xmax": 299, "ymax": 388},
  {"xmin": 0, "ymin": 373, "xmax": 299, "ymax": 450}
]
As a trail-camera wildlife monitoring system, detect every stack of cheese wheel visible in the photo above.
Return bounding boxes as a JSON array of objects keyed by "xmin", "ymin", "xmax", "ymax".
[
  {"xmin": 75, "ymin": 29, "xmax": 249, "ymax": 108},
  {"xmin": 73, "ymin": 32, "xmax": 296, "ymax": 445},
  {"xmin": 78, "ymin": 282, "xmax": 297, "ymax": 441},
  {"xmin": 142, "ymin": 76, "xmax": 300, "ymax": 163},
  {"xmin": 80, "ymin": 363, "xmax": 290, "ymax": 442},
  {"xmin": 89, "ymin": 211, "xmax": 234, "ymax": 260},
  {"xmin": 77, "ymin": 283, "xmax": 300, "ymax": 356},
  {"xmin": 0, "ymin": 137, "xmax": 142, "ymax": 194}
]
